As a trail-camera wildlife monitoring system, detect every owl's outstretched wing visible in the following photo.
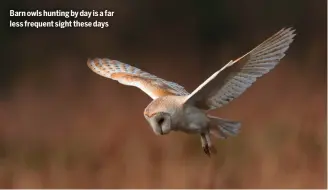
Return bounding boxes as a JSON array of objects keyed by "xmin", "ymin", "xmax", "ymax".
[
  {"xmin": 87, "ymin": 58, "xmax": 189, "ymax": 99},
  {"xmin": 185, "ymin": 27, "xmax": 296, "ymax": 110}
]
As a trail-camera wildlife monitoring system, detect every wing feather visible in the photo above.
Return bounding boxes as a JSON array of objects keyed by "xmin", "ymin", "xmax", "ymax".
[
  {"xmin": 185, "ymin": 27, "xmax": 296, "ymax": 110},
  {"xmin": 87, "ymin": 58, "xmax": 189, "ymax": 99}
]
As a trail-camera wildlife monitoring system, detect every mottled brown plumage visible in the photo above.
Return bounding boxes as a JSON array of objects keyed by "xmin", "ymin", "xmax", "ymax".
[{"xmin": 87, "ymin": 27, "xmax": 296, "ymax": 156}]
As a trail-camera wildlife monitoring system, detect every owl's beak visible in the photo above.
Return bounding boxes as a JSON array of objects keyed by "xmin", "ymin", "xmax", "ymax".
[{"xmin": 159, "ymin": 127, "xmax": 163, "ymax": 135}]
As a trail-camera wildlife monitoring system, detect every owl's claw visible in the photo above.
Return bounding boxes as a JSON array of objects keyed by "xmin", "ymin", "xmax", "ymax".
[
  {"xmin": 203, "ymin": 144, "xmax": 211, "ymax": 156},
  {"xmin": 201, "ymin": 133, "xmax": 217, "ymax": 156},
  {"xmin": 202, "ymin": 144, "xmax": 217, "ymax": 156}
]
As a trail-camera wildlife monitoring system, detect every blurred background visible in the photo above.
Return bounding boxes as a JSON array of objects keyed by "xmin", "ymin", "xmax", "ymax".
[{"xmin": 1, "ymin": 0, "xmax": 327, "ymax": 188}]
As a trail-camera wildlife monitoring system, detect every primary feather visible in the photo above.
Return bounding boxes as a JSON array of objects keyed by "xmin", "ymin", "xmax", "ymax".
[
  {"xmin": 185, "ymin": 27, "xmax": 296, "ymax": 110},
  {"xmin": 87, "ymin": 58, "xmax": 189, "ymax": 99}
]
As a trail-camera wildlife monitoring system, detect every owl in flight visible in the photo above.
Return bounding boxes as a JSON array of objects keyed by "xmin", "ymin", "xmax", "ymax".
[{"xmin": 87, "ymin": 28, "xmax": 296, "ymax": 156}]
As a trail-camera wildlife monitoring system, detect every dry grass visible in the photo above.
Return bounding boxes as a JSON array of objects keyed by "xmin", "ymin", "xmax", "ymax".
[
  {"xmin": 1, "ymin": 2, "xmax": 326, "ymax": 184},
  {"xmin": 0, "ymin": 54, "xmax": 326, "ymax": 188}
]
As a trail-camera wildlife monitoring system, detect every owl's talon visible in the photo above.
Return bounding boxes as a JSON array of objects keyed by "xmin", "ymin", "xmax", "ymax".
[{"xmin": 203, "ymin": 144, "xmax": 211, "ymax": 156}]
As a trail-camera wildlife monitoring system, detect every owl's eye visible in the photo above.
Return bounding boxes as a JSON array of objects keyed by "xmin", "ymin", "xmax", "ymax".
[{"xmin": 157, "ymin": 117, "xmax": 165, "ymax": 126}]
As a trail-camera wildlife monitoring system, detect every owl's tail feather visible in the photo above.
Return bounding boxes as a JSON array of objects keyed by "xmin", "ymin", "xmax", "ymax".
[{"xmin": 208, "ymin": 116, "xmax": 241, "ymax": 139}]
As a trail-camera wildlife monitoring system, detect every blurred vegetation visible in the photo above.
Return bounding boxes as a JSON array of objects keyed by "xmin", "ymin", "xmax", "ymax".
[{"xmin": 0, "ymin": 0, "xmax": 327, "ymax": 188}]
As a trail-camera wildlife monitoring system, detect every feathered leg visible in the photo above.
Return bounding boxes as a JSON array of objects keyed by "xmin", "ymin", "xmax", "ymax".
[{"xmin": 200, "ymin": 132, "xmax": 217, "ymax": 156}]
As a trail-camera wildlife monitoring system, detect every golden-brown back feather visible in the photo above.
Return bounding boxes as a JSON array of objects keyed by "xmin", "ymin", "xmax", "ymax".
[{"xmin": 87, "ymin": 58, "xmax": 189, "ymax": 99}]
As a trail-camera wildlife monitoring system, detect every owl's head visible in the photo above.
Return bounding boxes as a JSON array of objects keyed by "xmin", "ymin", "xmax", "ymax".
[{"xmin": 144, "ymin": 112, "xmax": 172, "ymax": 135}]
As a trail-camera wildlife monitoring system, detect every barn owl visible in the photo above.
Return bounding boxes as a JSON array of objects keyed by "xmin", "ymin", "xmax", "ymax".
[{"xmin": 87, "ymin": 27, "xmax": 296, "ymax": 156}]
